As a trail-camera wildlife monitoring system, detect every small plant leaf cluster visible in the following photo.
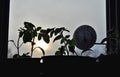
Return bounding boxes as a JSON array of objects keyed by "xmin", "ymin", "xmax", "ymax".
[
  {"xmin": 9, "ymin": 21, "xmax": 77, "ymax": 58},
  {"xmin": 9, "ymin": 22, "xmax": 46, "ymax": 58},
  {"xmin": 52, "ymin": 27, "xmax": 77, "ymax": 56},
  {"xmin": 19, "ymin": 22, "xmax": 55, "ymax": 57}
]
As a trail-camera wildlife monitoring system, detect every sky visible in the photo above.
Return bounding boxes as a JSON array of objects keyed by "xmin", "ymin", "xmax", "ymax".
[{"xmin": 8, "ymin": 0, "xmax": 106, "ymax": 58}]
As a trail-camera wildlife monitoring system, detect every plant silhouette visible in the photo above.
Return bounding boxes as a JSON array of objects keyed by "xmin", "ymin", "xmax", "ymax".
[
  {"xmin": 9, "ymin": 22, "xmax": 46, "ymax": 58},
  {"xmin": 18, "ymin": 22, "xmax": 45, "ymax": 57},
  {"xmin": 52, "ymin": 27, "xmax": 77, "ymax": 56},
  {"xmin": 9, "ymin": 21, "xmax": 77, "ymax": 58}
]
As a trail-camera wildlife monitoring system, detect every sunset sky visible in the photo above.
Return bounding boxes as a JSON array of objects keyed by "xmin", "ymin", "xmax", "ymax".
[{"xmin": 8, "ymin": 0, "xmax": 106, "ymax": 58}]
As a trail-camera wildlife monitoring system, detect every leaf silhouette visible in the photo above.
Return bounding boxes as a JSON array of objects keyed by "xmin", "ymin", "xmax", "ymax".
[
  {"xmin": 38, "ymin": 33, "xmax": 42, "ymax": 40},
  {"xmin": 36, "ymin": 27, "xmax": 41, "ymax": 31},
  {"xmin": 55, "ymin": 51, "xmax": 61, "ymax": 56},
  {"xmin": 62, "ymin": 28, "xmax": 70, "ymax": 32},
  {"xmin": 68, "ymin": 39, "xmax": 76, "ymax": 47},
  {"xmin": 65, "ymin": 35, "xmax": 70, "ymax": 39},
  {"xmin": 31, "ymin": 30, "xmax": 37, "ymax": 37},
  {"xmin": 40, "ymin": 29, "xmax": 47, "ymax": 34},
  {"xmin": 55, "ymin": 51, "xmax": 62, "ymax": 56},
  {"xmin": 46, "ymin": 28, "xmax": 54, "ymax": 34},
  {"xmin": 61, "ymin": 38, "xmax": 65, "ymax": 44},
  {"xmin": 53, "ymin": 34, "xmax": 63, "ymax": 42},
  {"xmin": 54, "ymin": 28, "xmax": 62, "ymax": 35},
  {"xmin": 24, "ymin": 22, "xmax": 35, "ymax": 30},
  {"xmin": 50, "ymin": 30, "xmax": 54, "ymax": 38},
  {"xmin": 43, "ymin": 34, "xmax": 50, "ymax": 43},
  {"xmin": 19, "ymin": 31, "xmax": 24, "ymax": 38},
  {"xmin": 55, "ymin": 46, "xmax": 66, "ymax": 56},
  {"xmin": 23, "ymin": 31, "xmax": 32, "ymax": 43},
  {"xmin": 64, "ymin": 29, "xmax": 70, "ymax": 32},
  {"xmin": 68, "ymin": 45, "xmax": 75, "ymax": 54}
]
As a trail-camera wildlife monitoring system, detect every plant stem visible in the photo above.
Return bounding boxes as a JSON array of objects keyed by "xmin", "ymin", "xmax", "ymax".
[
  {"xmin": 31, "ymin": 44, "xmax": 33, "ymax": 57},
  {"xmin": 31, "ymin": 38, "xmax": 35, "ymax": 57},
  {"xmin": 19, "ymin": 42, "xmax": 23, "ymax": 48},
  {"xmin": 74, "ymin": 51, "xmax": 78, "ymax": 56},
  {"xmin": 17, "ymin": 37, "xmax": 20, "ymax": 55},
  {"xmin": 66, "ymin": 46, "xmax": 69, "ymax": 56},
  {"xmin": 64, "ymin": 42, "xmax": 69, "ymax": 56}
]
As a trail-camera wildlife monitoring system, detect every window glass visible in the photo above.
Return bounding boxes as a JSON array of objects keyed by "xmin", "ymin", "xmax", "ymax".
[{"xmin": 8, "ymin": 0, "xmax": 106, "ymax": 58}]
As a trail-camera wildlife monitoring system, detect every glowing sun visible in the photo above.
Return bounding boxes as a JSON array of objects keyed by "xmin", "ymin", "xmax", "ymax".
[{"xmin": 36, "ymin": 39, "xmax": 49, "ymax": 50}]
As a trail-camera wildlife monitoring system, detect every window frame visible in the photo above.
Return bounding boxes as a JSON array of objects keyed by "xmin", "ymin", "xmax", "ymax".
[{"xmin": 0, "ymin": 0, "xmax": 10, "ymax": 61}]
